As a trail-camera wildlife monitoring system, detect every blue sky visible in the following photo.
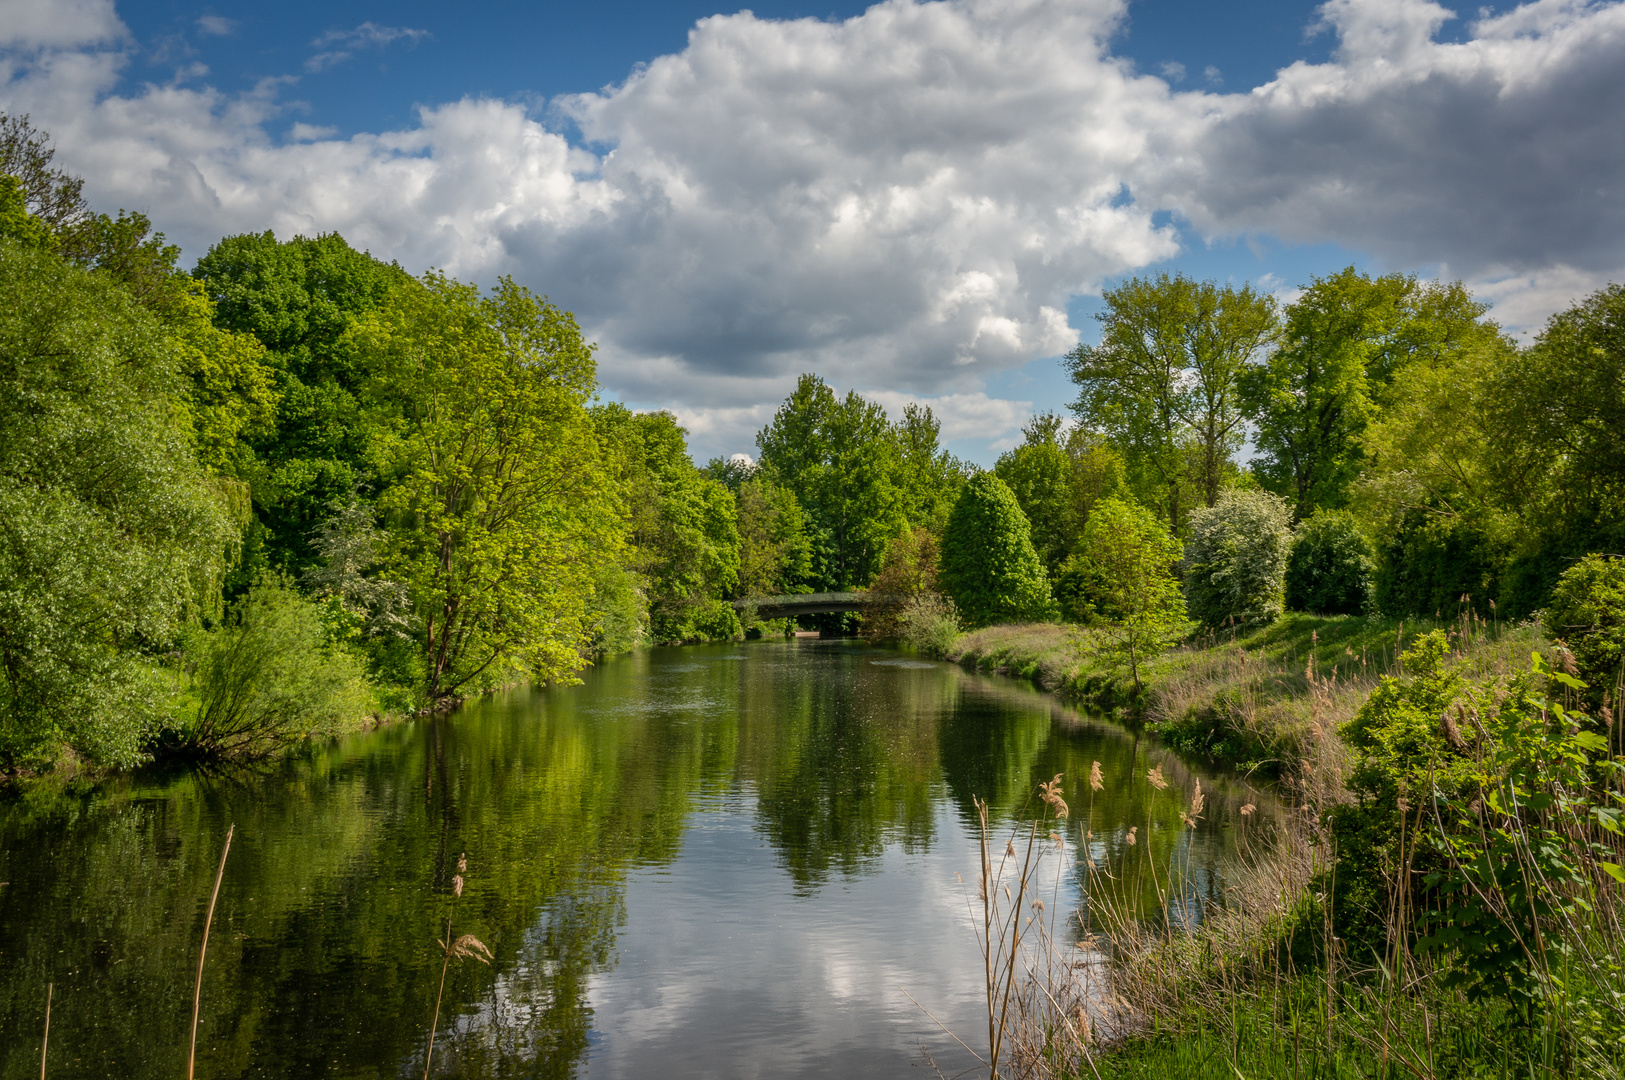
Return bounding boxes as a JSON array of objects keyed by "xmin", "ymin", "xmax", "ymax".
[{"xmin": 3, "ymin": 0, "xmax": 1621, "ymax": 463}]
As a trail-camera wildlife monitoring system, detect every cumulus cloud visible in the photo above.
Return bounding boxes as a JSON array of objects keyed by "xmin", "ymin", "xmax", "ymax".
[{"xmin": 1, "ymin": 0, "xmax": 1622, "ymax": 460}]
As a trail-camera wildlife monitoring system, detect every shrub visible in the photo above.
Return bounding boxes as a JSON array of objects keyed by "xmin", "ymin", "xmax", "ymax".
[
  {"xmin": 585, "ymin": 562, "xmax": 648, "ymax": 656},
  {"xmin": 861, "ymin": 527, "xmax": 940, "ymax": 640},
  {"xmin": 1374, "ymin": 506, "xmax": 1506, "ymax": 618},
  {"xmin": 940, "ymin": 473, "xmax": 1058, "ymax": 627},
  {"xmin": 161, "ymin": 578, "xmax": 374, "ymax": 760},
  {"xmin": 1543, "ymin": 554, "xmax": 1625, "ymax": 703},
  {"xmin": 1285, "ymin": 509, "xmax": 1373, "ymax": 615},
  {"xmin": 1183, "ymin": 489, "xmax": 1293, "ymax": 626},
  {"xmin": 898, "ymin": 594, "xmax": 961, "ymax": 656}
]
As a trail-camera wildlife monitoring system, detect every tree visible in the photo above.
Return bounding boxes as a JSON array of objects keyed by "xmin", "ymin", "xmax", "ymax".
[
  {"xmin": 1543, "ymin": 554, "xmax": 1625, "ymax": 706},
  {"xmin": 994, "ymin": 413, "xmax": 1075, "ymax": 579},
  {"xmin": 1285, "ymin": 509, "xmax": 1373, "ymax": 615},
  {"xmin": 893, "ymin": 401, "xmax": 965, "ymax": 531},
  {"xmin": 756, "ymin": 374, "xmax": 906, "ymax": 590},
  {"xmin": 194, "ymin": 231, "xmax": 410, "ymax": 578},
  {"xmin": 860, "ymin": 526, "xmax": 942, "ymax": 641},
  {"xmin": 354, "ymin": 272, "xmax": 619, "ymax": 700},
  {"xmin": 0, "ymin": 113, "xmax": 89, "ymax": 233},
  {"xmin": 0, "ymin": 240, "xmax": 238, "ymax": 767},
  {"xmin": 734, "ymin": 475, "xmax": 812, "ymax": 599},
  {"xmin": 593, "ymin": 406, "xmax": 741, "ymax": 643},
  {"xmin": 1183, "ymin": 489, "xmax": 1294, "ymax": 627},
  {"xmin": 939, "ymin": 473, "xmax": 1057, "ymax": 627},
  {"xmin": 1071, "ymin": 498, "xmax": 1188, "ymax": 691},
  {"xmin": 1245, "ymin": 269, "xmax": 1500, "ymax": 519},
  {"xmin": 1065, "ymin": 273, "xmax": 1277, "ymax": 533}
]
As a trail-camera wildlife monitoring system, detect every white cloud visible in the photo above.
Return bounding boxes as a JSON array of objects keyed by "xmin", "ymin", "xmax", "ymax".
[
  {"xmin": 1, "ymin": 0, "xmax": 1622, "ymax": 462},
  {"xmin": 195, "ymin": 15, "xmax": 236, "ymax": 37},
  {"xmin": 0, "ymin": 0, "xmax": 124, "ymax": 49},
  {"xmin": 306, "ymin": 22, "xmax": 429, "ymax": 72}
]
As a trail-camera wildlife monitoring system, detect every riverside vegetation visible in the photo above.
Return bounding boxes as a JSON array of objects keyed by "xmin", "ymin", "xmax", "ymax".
[{"xmin": 5, "ymin": 108, "xmax": 1625, "ymax": 1079}]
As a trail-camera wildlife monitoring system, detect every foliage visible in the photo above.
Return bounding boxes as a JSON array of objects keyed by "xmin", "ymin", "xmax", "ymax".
[
  {"xmin": 893, "ymin": 400, "xmax": 966, "ymax": 531},
  {"xmin": 161, "ymin": 577, "xmax": 373, "ymax": 760},
  {"xmin": 860, "ymin": 526, "xmax": 941, "ymax": 640},
  {"xmin": 1285, "ymin": 509, "xmax": 1373, "ymax": 615},
  {"xmin": 756, "ymin": 374, "xmax": 905, "ymax": 590},
  {"xmin": 939, "ymin": 473, "xmax": 1058, "ymax": 627},
  {"xmin": 1183, "ymin": 489, "xmax": 1293, "ymax": 627},
  {"xmin": 0, "ymin": 175, "xmax": 56, "ymax": 250},
  {"xmin": 1066, "ymin": 273, "xmax": 1277, "ymax": 533},
  {"xmin": 301, "ymin": 493, "xmax": 412, "ymax": 639},
  {"xmin": 194, "ymin": 230, "xmax": 410, "ymax": 578},
  {"xmin": 897, "ymin": 593, "xmax": 961, "ymax": 656},
  {"xmin": 1373, "ymin": 506, "xmax": 1506, "ymax": 618},
  {"xmin": 593, "ymin": 405, "xmax": 741, "ymax": 643},
  {"xmin": 1327, "ymin": 631, "xmax": 1469, "ymax": 943},
  {"xmin": 1246, "ymin": 269, "xmax": 1498, "ymax": 519},
  {"xmin": 585, "ymin": 562, "xmax": 649, "ymax": 656},
  {"xmin": 355, "ymin": 272, "xmax": 619, "ymax": 699},
  {"xmin": 994, "ymin": 412, "xmax": 1076, "ymax": 578},
  {"xmin": 733, "ymin": 474, "xmax": 813, "ymax": 601},
  {"xmin": 1543, "ymin": 554, "xmax": 1625, "ymax": 701},
  {"xmin": 1417, "ymin": 654, "xmax": 1623, "ymax": 1021},
  {"xmin": 1070, "ymin": 497, "xmax": 1189, "ymax": 690},
  {"xmin": 0, "ymin": 240, "xmax": 238, "ymax": 769},
  {"xmin": 0, "ymin": 112, "xmax": 89, "ymax": 233}
]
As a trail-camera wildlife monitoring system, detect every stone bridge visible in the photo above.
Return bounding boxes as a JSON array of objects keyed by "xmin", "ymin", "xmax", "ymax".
[{"xmin": 730, "ymin": 592, "xmax": 898, "ymax": 619}]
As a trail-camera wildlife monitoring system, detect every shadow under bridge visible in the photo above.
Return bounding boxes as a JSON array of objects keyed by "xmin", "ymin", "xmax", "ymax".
[{"xmin": 730, "ymin": 592, "xmax": 899, "ymax": 619}]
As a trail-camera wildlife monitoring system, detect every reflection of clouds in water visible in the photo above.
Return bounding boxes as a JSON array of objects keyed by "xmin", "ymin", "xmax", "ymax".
[{"xmin": 580, "ymin": 804, "xmax": 988, "ymax": 1079}]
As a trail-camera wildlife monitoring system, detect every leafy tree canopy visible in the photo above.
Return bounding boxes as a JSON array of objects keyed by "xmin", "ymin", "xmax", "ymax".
[{"xmin": 939, "ymin": 473, "xmax": 1057, "ymax": 627}]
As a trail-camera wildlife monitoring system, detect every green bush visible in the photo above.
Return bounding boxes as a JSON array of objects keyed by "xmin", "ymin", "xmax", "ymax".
[
  {"xmin": 162, "ymin": 578, "xmax": 374, "ymax": 760},
  {"xmin": 1543, "ymin": 554, "xmax": 1625, "ymax": 702},
  {"xmin": 1285, "ymin": 509, "xmax": 1373, "ymax": 615},
  {"xmin": 898, "ymin": 594, "xmax": 961, "ymax": 656},
  {"xmin": 1183, "ymin": 489, "xmax": 1293, "ymax": 626},
  {"xmin": 1374, "ymin": 506, "xmax": 1506, "ymax": 617},
  {"xmin": 586, "ymin": 562, "xmax": 648, "ymax": 656},
  {"xmin": 940, "ymin": 473, "xmax": 1058, "ymax": 627}
]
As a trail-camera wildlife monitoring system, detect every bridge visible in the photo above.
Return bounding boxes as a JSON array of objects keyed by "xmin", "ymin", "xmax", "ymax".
[{"xmin": 730, "ymin": 592, "xmax": 897, "ymax": 619}]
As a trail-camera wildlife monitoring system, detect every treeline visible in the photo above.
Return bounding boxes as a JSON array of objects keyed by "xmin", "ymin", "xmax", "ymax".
[
  {"xmin": 4, "ymin": 108, "xmax": 1621, "ymax": 772},
  {"xmin": 0, "ymin": 116, "xmax": 978, "ymax": 773},
  {"xmin": 915, "ymin": 269, "xmax": 1624, "ymax": 656}
]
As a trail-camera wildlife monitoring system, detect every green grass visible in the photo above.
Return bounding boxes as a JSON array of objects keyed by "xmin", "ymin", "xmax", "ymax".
[
  {"xmin": 1090, "ymin": 967, "xmax": 1593, "ymax": 1080},
  {"xmin": 949, "ymin": 612, "xmax": 1543, "ymax": 775}
]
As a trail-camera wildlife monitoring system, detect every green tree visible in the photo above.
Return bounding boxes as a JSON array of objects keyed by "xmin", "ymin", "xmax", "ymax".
[
  {"xmin": 0, "ymin": 175, "xmax": 56, "ymax": 250},
  {"xmin": 0, "ymin": 240, "xmax": 239, "ymax": 767},
  {"xmin": 994, "ymin": 412, "xmax": 1075, "ymax": 578},
  {"xmin": 734, "ymin": 475, "xmax": 813, "ymax": 599},
  {"xmin": 0, "ymin": 113, "xmax": 89, "ymax": 234},
  {"xmin": 893, "ymin": 401, "xmax": 965, "ymax": 531},
  {"xmin": 939, "ymin": 473, "xmax": 1057, "ymax": 626},
  {"xmin": 1065, "ymin": 273, "xmax": 1277, "ymax": 533},
  {"xmin": 354, "ymin": 272, "xmax": 619, "ymax": 700},
  {"xmin": 594, "ymin": 406, "xmax": 741, "ymax": 643},
  {"xmin": 1285, "ymin": 509, "xmax": 1374, "ymax": 615},
  {"xmin": 756, "ymin": 374, "xmax": 906, "ymax": 590},
  {"xmin": 193, "ymin": 231, "xmax": 410, "ymax": 578},
  {"xmin": 1183, "ymin": 489, "xmax": 1294, "ymax": 626},
  {"xmin": 1246, "ymin": 269, "xmax": 1500, "ymax": 519},
  {"xmin": 1070, "ymin": 497, "xmax": 1188, "ymax": 691}
]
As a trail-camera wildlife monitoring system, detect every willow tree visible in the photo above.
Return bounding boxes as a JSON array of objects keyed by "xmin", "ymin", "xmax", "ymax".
[{"xmin": 354, "ymin": 273, "xmax": 619, "ymax": 700}]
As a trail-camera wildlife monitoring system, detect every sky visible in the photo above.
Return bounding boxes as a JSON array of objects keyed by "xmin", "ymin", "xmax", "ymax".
[{"xmin": 2, "ymin": 0, "xmax": 1622, "ymax": 465}]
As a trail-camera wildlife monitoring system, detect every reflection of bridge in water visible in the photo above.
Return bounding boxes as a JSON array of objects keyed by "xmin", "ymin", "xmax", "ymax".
[{"xmin": 730, "ymin": 592, "xmax": 898, "ymax": 619}]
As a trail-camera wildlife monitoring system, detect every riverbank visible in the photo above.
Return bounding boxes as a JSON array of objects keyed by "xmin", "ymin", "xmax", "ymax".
[{"xmin": 947, "ymin": 611, "xmax": 1543, "ymax": 777}]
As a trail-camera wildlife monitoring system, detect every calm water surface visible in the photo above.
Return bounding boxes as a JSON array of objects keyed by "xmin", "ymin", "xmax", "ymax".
[{"xmin": 0, "ymin": 641, "xmax": 1273, "ymax": 1079}]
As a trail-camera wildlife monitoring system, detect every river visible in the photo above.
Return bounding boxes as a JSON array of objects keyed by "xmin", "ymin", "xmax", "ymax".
[{"xmin": 0, "ymin": 639, "xmax": 1271, "ymax": 1079}]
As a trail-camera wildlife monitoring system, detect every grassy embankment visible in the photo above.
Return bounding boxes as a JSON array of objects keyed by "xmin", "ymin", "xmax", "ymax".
[
  {"xmin": 948, "ymin": 611, "xmax": 1543, "ymax": 778},
  {"xmin": 946, "ymin": 612, "xmax": 1617, "ymax": 1080}
]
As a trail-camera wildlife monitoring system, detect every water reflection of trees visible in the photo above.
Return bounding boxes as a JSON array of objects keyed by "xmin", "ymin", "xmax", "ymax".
[{"xmin": 0, "ymin": 643, "xmax": 1274, "ymax": 1079}]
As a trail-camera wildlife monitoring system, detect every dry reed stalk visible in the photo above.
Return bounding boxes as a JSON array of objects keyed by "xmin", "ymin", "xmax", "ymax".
[
  {"xmin": 39, "ymin": 982, "xmax": 51, "ymax": 1080},
  {"xmin": 423, "ymin": 853, "xmax": 491, "ymax": 1079},
  {"xmin": 187, "ymin": 823, "xmax": 234, "ymax": 1080}
]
